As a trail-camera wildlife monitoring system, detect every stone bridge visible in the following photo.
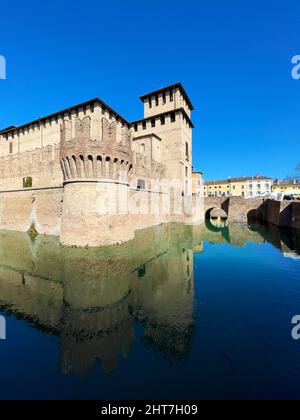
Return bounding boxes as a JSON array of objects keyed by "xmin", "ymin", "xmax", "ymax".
[{"xmin": 204, "ymin": 196, "xmax": 300, "ymax": 230}]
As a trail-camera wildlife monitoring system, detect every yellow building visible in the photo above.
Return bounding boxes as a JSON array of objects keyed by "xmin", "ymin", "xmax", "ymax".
[
  {"xmin": 204, "ymin": 176, "xmax": 273, "ymax": 198},
  {"xmin": 203, "ymin": 180, "xmax": 230, "ymax": 198},
  {"xmin": 272, "ymin": 180, "xmax": 300, "ymax": 197}
]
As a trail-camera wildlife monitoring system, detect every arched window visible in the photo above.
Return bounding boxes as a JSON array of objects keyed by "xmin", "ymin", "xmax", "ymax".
[{"xmin": 140, "ymin": 143, "xmax": 145, "ymax": 154}]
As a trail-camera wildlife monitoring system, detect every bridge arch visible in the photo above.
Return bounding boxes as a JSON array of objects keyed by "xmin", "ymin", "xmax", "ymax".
[
  {"xmin": 205, "ymin": 206, "xmax": 228, "ymax": 228},
  {"xmin": 247, "ymin": 209, "xmax": 263, "ymax": 224}
]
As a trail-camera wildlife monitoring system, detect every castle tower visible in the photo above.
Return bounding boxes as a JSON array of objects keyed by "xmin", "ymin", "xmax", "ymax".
[
  {"xmin": 132, "ymin": 83, "xmax": 194, "ymax": 196},
  {"xmin": 59, "ymin": 106, "xmax": 134, "ymax": 247}
]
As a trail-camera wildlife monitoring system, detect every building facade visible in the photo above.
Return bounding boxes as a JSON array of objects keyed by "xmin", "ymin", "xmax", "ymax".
[
  {"xmin": 272, "ymin": 180, "xmax": 300, "ymax": 198},
  {"xmin": 0, "ymin": 83, "xmax": 203, "ymax": 247},
  {"xmin": 204, "ymin": 175, "xmax": 273, "ymax": 198}
]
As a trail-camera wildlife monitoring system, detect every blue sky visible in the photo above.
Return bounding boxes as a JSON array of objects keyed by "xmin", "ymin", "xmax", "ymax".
[{"xmin": 0, "ymin": 0, "xmax": 299, "ymax": 180}]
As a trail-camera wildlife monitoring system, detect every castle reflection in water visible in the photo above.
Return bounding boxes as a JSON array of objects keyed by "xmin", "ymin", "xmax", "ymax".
[{"xmin": 0, "ymin": 221, "xmax": 299, "ymax": 376}]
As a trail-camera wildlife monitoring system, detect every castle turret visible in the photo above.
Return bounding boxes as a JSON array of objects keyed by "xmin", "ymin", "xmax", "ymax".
[
  {"xmin": 132, "ymin": 83, "xmax": 194, "ymax": 197},
  {"xmin": 59, "ymin": 106, "xmax": 134, "ymax": 247}
]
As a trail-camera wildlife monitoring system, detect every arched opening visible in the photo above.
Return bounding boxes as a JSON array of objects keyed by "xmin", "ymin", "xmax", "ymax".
[
  {"xmin": 60, "ymin": 159, "xmax": 67, "ymax": 180},
  {"xmin": 87, "ymin": 155, "xmax": 94, "ymax": 178},
  {"xmin": 96, "ymin": 156, "xmax": 102, "ymax": 179},
  {"xmin": 65, "ymin": 157, "xmax": 71, "ymax": 178},
  {"xmin": 72, "ymin": 155, "xmax": 77, "ymax": 177},
  {"xmin": 113, "ymin": 158, "xmax": 119, "ymax": 179},
  {"xmin": 67, "ymin": 156, "xmax": 76, "ymax": 178},
  {"xmin": 205, "ymin": 207, "xmax": 228, "ymax": 228},
  {"xmin": 79, "ymin": 155, "xmax": 85, "ymax": 178},
  {"xmin": 105, "ymin": 156, "xmax": 111, "ymax": 178},
  {"xmin": 247, "ymin": 209, "xmax": 263, "ymax": 225}
]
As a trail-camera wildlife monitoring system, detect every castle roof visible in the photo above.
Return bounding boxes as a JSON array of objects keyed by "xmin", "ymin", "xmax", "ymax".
[
  {"xmin": 0, "ymin": 97, "xmax": 130, "ymax": 136},
  {"xmin": 140, "ymin": 82, "xmax": 194, "ymax": 111},
  {"xmin": 0, "ymin": 84, "xmax": 195, "ymax": 136}
]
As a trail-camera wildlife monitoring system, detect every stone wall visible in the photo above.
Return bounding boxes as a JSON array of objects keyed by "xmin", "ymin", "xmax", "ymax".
[
  {"xmin": 0, "ymin": 144, "xmax": 63, "ymax": 191},
  {"xmin": 0, "ymin": 187, "xmax": 62, "ymax": 235}
]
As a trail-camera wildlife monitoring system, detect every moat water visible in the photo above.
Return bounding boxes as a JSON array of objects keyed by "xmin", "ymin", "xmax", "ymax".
[{"xmin": 0, "ymin": 221, "xmax": 299, "ymax": 400}]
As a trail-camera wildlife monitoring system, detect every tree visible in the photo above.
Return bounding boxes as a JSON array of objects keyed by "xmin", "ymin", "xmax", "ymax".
[{"xmin": 286, "ymin": 162, "xmax": 300, "ymax": 182}]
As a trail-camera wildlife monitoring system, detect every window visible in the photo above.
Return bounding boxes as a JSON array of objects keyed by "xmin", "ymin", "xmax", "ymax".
[
  {"xmin": 242, "ymin": 192, "xmax": 245, "ymax": 197},
  {"xmin": 137, "ymin": 179, "xmax": 146, "ymax": 190},
  {"xmin": 163, "ymin": 92, "xmax": 166, "ymax": 104},
  {"xmin": 170, "ymin": 112, "xmax": 176, "ymax": 123},
  {"xmin": 142, "ymin": 121, "xmax": 146, "ymax": 130},
  {"xmin": 23, "ymin": 177, "xmax": 32, "ymax": 188},
  {"xmin": 249, "ymin": 184, "xmax": 253, "ymax": 190},
  {"xmin": 170, "ymin": 90, "xmax": 173, "ymax": 102},
  {"xmin": 185, "ymin": 142, "xmax": 189, "ymax": 161},
  {"xmin": 257, "ymin": 184, "xmax": 261, "ymax": 189},
  {"xmin": 249, "ymin": 191, "xmax": 253, "ymax": 196},
  {"xmin": 232, "ymin": 185, "xmax": 236, "ymax": 190},
  {"xmin": 155, "ymin": 95, "xmax": 159, "ymax": 106},
  {"xmin": 140, "ymin": 143, "xmax": 145, "ymax": 154},
  {"xmin": 9, "ymin": 143, "xmax": 13, "ymax": 154},
  {"xmin": 242, "ymin": 185, "xmax": 244, "ymax": 189},
  {"xmin": 185, "ymin": 167, "xmax": 188, "ymax": 177},
  {"xmin": 149, "ymin": 97, "xmax": 152, "ymax": 108},
  {"xmin": 151, "ymin": 118, "xmax": 155, "ymax": 128},
  {"xmin": 134, "ymin": 123, "xmax": 138, "ymax": 132},
  {"xmin": 160, "ymin": 115, "xmax": 165, "ymax": 125}
]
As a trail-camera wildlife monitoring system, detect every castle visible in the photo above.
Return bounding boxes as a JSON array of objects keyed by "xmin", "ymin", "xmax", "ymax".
[{"xmin": 0, "ymin": 83, "xmax": 204, "ymax": 247}]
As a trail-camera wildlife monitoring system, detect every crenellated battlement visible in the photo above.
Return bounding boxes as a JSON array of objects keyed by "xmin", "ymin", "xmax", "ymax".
[{"xmin": 60, "ymin": 116, "xmax": 132, "ymax": 183}]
